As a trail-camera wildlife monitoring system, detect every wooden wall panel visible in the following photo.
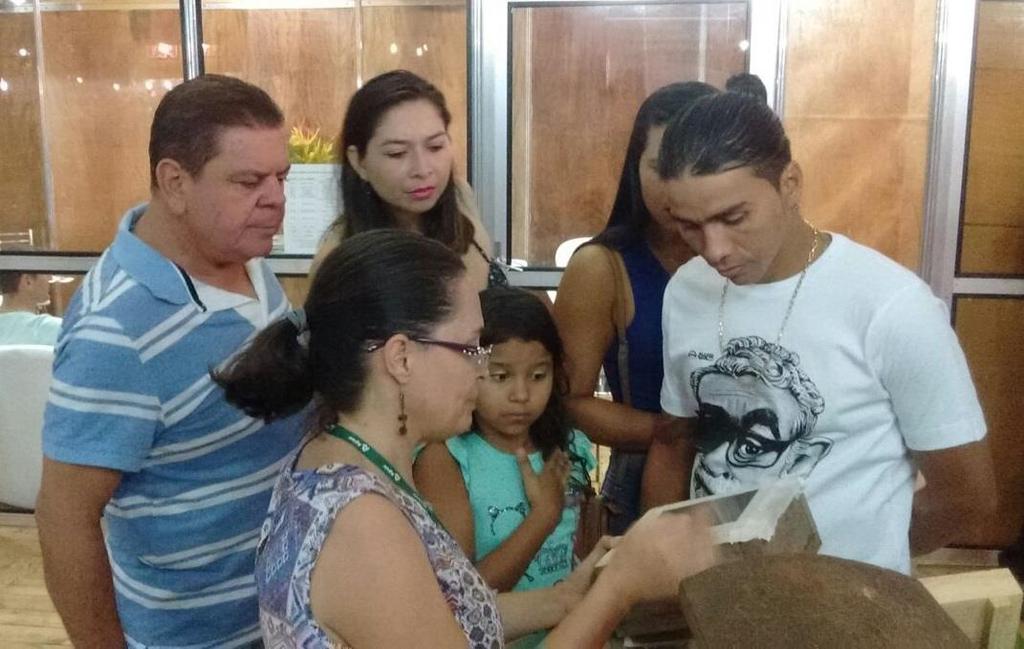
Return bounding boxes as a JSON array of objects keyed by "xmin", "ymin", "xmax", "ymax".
[
  {"xmin": 783, "ymin": 0, "xmax": 936, "ymax": 271},
  {"xmin": 361, "ymin": 4, "xmax": 468, "ymax": 173},
  {"xmin": 40, "ymin": 9, "xmax": 181, "ymax": 252},
  {"xmin": 960, "ymin": 1, "xmax": 1024, "ymax": 276},
  {"xmin": 203, "ymin": 9, "xmax": 358, "ymax": 143},
  {"xmin": 511, "ymin": 4, "xmax": 747, "ymax": 266},
  {"xmin": 510, "ymin": 10, "xmax": 532, "ymax": 262},
  {"xmin": 953, "ymin": 297, "xmax": 1024, "ymax": 548},
  {"xmin": 0, "ymin": 13, "xmax": 47, "ymax": 248}
]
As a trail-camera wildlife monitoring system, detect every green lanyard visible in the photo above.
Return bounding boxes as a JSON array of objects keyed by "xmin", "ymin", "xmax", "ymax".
[{"xmin": 328, "ymin": 424, "xmax": 446, "ymax": 530}]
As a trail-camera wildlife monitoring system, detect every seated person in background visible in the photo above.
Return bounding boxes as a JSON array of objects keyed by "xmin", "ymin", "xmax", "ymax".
[
  {"xmin": 312, "ymin": 69, "xmax": 506, "ymax": 290},
  {"xmin": 642, "ymin": 89, "xmax": 997, "ymax": 574},
  {"xmin": 554, "ymin": 81, "xmax": 717, "ymax": 534},
  {"xmin": 0, "ymin": 263, "xmax": 62, "ymax": 345},
  {"xmin": 416, "ymin": 286, "xmax": 596, "ymax": 648},
  {"xmin": 215, "ymin": 229, "xmax": 717, "ymax": 648},
  {"xmin": 724, "ymin": 72, "xmax": 768, "ymax": 105},
  {"xmin": 36, "ymin": 74, "xmax": 306, "ymax": 648}
]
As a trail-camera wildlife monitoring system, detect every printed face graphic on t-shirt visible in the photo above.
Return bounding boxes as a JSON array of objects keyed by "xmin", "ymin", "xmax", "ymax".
[{"xmin": 690, "ymin": 336, "xmax": 832, "ymax": 497}]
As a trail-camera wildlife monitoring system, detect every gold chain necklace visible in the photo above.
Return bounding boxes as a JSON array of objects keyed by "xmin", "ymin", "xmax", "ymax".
[{"xmin": 717, "ymin": 226, "xmax": 821, "ymax": 352}]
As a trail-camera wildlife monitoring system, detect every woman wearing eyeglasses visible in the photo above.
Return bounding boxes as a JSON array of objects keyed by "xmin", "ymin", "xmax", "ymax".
[{"xmin": 214, "ymin": 229, "xmax": 715, "ymax": 648}]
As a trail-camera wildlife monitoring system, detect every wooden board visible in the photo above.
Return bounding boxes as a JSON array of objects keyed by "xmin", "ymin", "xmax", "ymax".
[{"xmin": 919, "ymin": 569, "xmax": 1023, "ymax": 649}]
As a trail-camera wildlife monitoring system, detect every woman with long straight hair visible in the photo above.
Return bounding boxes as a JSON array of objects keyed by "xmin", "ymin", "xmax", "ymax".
[
  {"xmin": 312, "ymin": 70, "xmax": 505, "ymax": 290},
  {"xmin": 554, "ymin": 82, "xmax": 717, "ymax": 533}
]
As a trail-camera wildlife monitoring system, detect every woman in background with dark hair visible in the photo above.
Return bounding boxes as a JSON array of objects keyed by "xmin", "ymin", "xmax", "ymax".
[
  {"xmin": 554, "ymin": 81, "xmax": 716, "ymax": 534},
  {"xmin": 215, "ymin": 229, "xmax": 715, "ymax": 648},
  {"xmin": 312, "ymin": 69, "xmax": 505, "ymax": 289}
]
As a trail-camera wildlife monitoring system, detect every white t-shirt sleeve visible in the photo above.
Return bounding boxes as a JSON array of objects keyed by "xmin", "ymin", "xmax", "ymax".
[
  {"xmin": 660, "ymin": 285, "xmax": 691, "ymax": 417},
  {"xmin": 866, "ymin": 282, "xmax": 986, "ymax": 451}
]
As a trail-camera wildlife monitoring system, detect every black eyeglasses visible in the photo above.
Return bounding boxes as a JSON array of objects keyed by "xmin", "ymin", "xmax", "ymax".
[{"xmin": 365, "ymin": 337, "xmax": 492, "ymax": 368}]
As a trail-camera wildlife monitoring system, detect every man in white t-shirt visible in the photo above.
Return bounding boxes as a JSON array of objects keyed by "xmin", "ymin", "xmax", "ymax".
[{"xmin": 641, "ymin": 90, "xmax": 996, "ymax": 574}]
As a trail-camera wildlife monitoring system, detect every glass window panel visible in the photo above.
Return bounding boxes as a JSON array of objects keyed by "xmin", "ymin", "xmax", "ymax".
[
  {"xmin": 509, "ymin": 3, "xmax": 748, "ymax": 268},
  {"xmin": 203, "ymin": 1, "xmax": 467, "ymax": 256},
  {"xmin": 2, "ymin": 1, "xmax": 467, "ymax": 260},
  {"xmin": 0, "ymin": 7, "xmax": 46, "ymax": 251},
  {"xmin": 361, "ymin": 1, "xmax": 468, "ymax": 172},
  {"xmin": 959, "ymin": 1, "xmax": 1024, "ymax": 276},
  {"xmin": 952, "ymin": 296, "xmax": 1024, "ymax": 547},
  {"xmin": 1, "ymin": 2, "xmax": 181, "ymax": 254},
  {"xmin": 40, "ymin": 3, "xmax": 181, "ymax": 253},
  {"xmin": 202, "ymin": 6, "xmax": 358, "ymax": 152}
]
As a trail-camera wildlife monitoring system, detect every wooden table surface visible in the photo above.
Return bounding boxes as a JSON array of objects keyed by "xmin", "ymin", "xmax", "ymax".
[{"xmin": 0, "ymin": 514, "xmax": 70, "ymax": 647}]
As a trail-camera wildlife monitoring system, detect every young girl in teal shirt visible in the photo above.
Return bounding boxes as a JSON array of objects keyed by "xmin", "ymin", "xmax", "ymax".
[{"xmin": 416, "ymin": 287, "xmax": 595, "ymax": 647}]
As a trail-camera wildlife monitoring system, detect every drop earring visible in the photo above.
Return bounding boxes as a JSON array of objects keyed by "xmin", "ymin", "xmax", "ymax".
[{"xmin": 398, "ymin": 388, "xmax": 408, "ymax": 436}]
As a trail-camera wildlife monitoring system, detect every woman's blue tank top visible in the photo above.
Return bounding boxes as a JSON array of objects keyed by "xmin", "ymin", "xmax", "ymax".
[{"xmin": 601, "ymin": 240, "xmax": 670, "ymax": 414}]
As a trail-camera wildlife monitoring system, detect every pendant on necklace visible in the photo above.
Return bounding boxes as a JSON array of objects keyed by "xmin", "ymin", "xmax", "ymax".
[{"xmin": 717, "ymin": 227, "xmax": 821, "ymax": 352}]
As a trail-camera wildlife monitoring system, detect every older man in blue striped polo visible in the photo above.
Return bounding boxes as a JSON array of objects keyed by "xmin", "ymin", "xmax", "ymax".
[{"xmin": 36, "ymin": 75, "xmax": 305, "ymax": 649}]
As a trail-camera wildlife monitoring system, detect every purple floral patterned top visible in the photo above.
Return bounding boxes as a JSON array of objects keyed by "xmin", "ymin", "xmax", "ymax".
[{"xmin": 255, "ymin": 457, "xmax": 503, "ymax": 648}]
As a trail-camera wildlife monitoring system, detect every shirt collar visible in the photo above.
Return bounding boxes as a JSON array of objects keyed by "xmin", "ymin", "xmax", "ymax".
[{"xmin": 110, "ymin": 203, "xmax": 194, "ymax": 306}]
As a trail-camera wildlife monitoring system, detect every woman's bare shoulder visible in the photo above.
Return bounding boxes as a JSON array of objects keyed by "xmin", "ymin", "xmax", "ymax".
[{"xmin": 563, "ymin": 243, "xmax": 617, "ymax": 283}]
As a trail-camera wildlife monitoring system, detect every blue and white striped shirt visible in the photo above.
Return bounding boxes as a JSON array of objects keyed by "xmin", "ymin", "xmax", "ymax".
[{"xmin": 42, "ymin": 205, "xmax": 306, "ymax": 648}]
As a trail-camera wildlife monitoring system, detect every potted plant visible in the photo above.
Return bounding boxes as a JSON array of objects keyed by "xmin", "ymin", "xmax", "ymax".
[{"xmin": 274, "ymin": 126, "xmax": 341, "ymax": 255}]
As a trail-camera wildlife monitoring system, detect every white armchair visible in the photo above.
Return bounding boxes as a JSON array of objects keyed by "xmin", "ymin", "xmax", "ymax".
[{"xmin": 0, "ymin": 344, "xmax": 53, "ymax": 510}]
